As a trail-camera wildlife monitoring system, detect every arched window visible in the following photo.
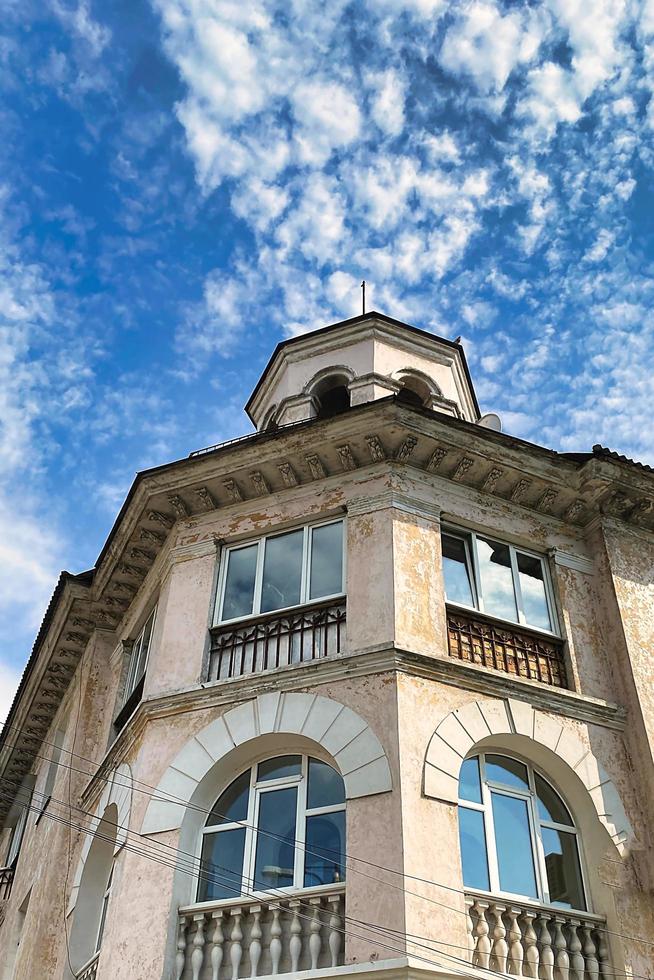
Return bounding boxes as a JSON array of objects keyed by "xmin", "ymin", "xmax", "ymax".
[
  {"xmin": 69, "ymin": 804, "xmax": 117, "ymax": 972},
  {"xmin": 198, "ymin": 755, "xmax": 345, "ymax": 902},
  {"xmin": 313, "ymin": 375, "xmax": 351, "ymax": 419},
  {"xmin": 458, "ymin": 753, "xmax": 586, "ymax": 911}
]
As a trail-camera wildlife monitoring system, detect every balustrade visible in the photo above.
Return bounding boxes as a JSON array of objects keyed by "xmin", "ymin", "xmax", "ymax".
[
  {"xmin": 447, "ymin": 608, "xmax": 567, "ymax": 687},
  {"xmin": 76, "ymin": 952, "xmax": 99, "ymax": 980},
  {"xmin": 208, "ymin": 601, "xmax": 346, "ymax": 681},
  {"xmin": 0, "ymin": 865, "xmax": 14, "ymax": 901},
  {"xmin": 177, "ymin": 887, "xmax": 345, "ymax": 980},
  {"xmin": 465, "ymin": 893, "xmax": 611, "ymax": 980}
]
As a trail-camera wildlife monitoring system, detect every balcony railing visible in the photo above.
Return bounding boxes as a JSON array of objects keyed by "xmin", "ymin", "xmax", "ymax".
[
  {"xmin": 176, "ymin": 885, "xmax": 345, "ymax": 980},
  {"xmin": 0, "ymin": 865, "xmax": 14, "ymax": 901},
  {"xmin": 447, "ymin": 607, "xmax": 567, "ymax": 688},
  {"xmin": 75, "ymin": 952, "xmax": 99, "ymax": 980},
  {"xmin": 208, "ymin": 600, "xmax": 346, "ymax": 682},
  {"xmin": 466, "ymin": 892, "xmax": 611, "ymax": 979}
]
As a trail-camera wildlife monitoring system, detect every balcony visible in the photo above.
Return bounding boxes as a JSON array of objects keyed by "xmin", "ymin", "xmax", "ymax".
[
  {"xmin": 0, "ymin": 864, "xmax": 14, "ymax": 901},
  {"xmin": 208, "ymin": 600, "xmax": 346, "ymax": 682},
  {"xmin": 446, "ymin": 607, "xmax": 567, "ymax": 688},
  {"xmin": 466, "ymin": 892, "xmax": 610, "ymax": 979},
  {"xmin": 176, "ymin": 885, "xmax": 345, "ymax": 980},
  {"xmin": 75, "ymin": 952, "xmax": 99, "ymax": 980}
]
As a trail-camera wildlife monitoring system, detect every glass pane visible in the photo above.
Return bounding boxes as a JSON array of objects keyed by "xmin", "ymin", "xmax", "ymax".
[
  {"xmin": 491, "ymin": 792, "xmax": 538, "ymax": 898},
  {"xmin": 536, "ymin": 774, "xmax": 573, "ymax": 826},
  {"xmin": 459, "ymin": 807, "xmax": 490, "ymax": 891},
  {"xmin": 308, "ymin": 758, "xmax": 345, "ymax": 808},
  {"xmin": 304, "ymin": 810, "xmax": 345, "ymax": 886},
  {"xmin": 261, "ymin": 530, "xmax": 303, "ymax": 613},
  {"xmin": 442, "ymin": 534, "xmax": 474, "ymax": 606},
  {"xmin": 459, "ymin": 757, "xmax": 482, "ymax": 804},
  {"xmin": 310, "ymin": 522, "xmax": 343, "ymax": 600},
  {"xmin": 254, "ymin": 787, "xmax": 297, "ymax": 889},
  {"xmin": 207, "ymin": 770, "xmax": 251, "ymax": 826},
  {"xmin": 199, "ymin": 826, "xmax": 246, "ymax": 901},
  {"xmin": 485, "ymin": 755, "xmax": 529, "ymax": 791},
  {"xmin": 257, "ymin": 755, "xmax": 302, "ymax": 782},
  {"xmin": 517, "ymin": 553, "xmax": 552, "ymax": 630},
  {"xmin": 477, "ymin": 538, "xmax": 517, "ymax": 622},
  {"xmin": 542, "ymin": 827, "xmax": 585, "ymax": 910},
  {"xmin": 222, "ymin": 545, "xmax": 258, "ymax": 620}
]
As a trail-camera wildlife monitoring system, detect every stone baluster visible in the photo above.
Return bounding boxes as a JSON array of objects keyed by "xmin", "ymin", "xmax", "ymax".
[
  {"xmin": 471, "ymin": 900, "xmax": 491, "ymax": 970},
  {"xmin": 289, "ymin": 901, "xmax": 303, "ymax": 972},
  {"xmin": 465, "ymin": 899, "xmax": 475, "ymax": 962},
  {"xmin": 270, "ymin": 906, "xmax": 282, "ymax": 975},
  {"xmin": 191, "ymin": 914, "xmax": 206, "ymax": 980},
  {"xmin": 249, "ymin": 906, "xmax": 262, "ymax": 979},
  {"xmin": 230, "ymin": 908, "xmax": 243, "ymax": 980},
  {"xmin": 328, "ymin": 894, "xmax": 342, "ymax": 968},
  {"xmin": 309, "ymin": 897, "xmax": 323, "ymax": 970},
  {"xmin": 582, "ymin": 924, "xmax": 600, "ymax": 980},
  {"xmin": 538, "ymin": 913, "xmax": 555, "ymax": 980},
  {"xmin": 597, "ymin": 929, "xmax": 611, "ymax": 979},
  {"xmin": 210, "ymin": 911, "xmax": 225, "ymax": 980},
  {"xmin": 176, "ymin": 916, "xmax": 188, "ymax": 980},
  {"xmin": 552, "ymin": 916, "xmax": 569, "ymax": 980},
  {"xmin": 490, "ymin": 903, "xmax": 509, "ymax": 973},
  {"xmin": 522, "ymin": 911, "xmax": 540, "ymax": 979},
  {"xmin": 506, "ymin": 907, "xmax": 524, "ymax": 977},
  {"xmin": 568, "ymin": 920, "xmax": 585, "ymax": 980}
]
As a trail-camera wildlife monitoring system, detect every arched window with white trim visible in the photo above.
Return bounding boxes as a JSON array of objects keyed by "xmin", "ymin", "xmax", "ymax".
[
  {"xmin": 458, "ymin": 753, "xmax": 586, "ymax": 911},
  {"xmin": 198, "ymin": 755, "xmax": 345, "ymax": 902}
]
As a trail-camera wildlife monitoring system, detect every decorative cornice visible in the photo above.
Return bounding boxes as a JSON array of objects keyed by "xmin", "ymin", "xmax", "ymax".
[{"xmin": 548, "ymin": 549, "xmax": 595, "ymax": 575}]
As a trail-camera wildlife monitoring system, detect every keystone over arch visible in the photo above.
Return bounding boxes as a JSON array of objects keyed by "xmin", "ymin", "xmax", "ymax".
[
  {"xmin": 67, "ymin": 762, "xmax": 133, "ymax": 913},
  {"xmin": 424, "ymin": 697, "xmax": 634, "ymax": 855},
  {"xmin": 141, "ymin": 692, "xmax": 392, "ymax": 836}
]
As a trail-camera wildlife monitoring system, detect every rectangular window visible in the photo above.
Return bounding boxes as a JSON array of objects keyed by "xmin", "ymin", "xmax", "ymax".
[
  {"xmin": 38, "ymin": 729, "xmax": 65, "ymax": 814},
  {"xmin": 123, "ymin": 607, "xmax": 156, "ymax": 703},
  {"xmin": 441, "ymin": 528, "xmax": 556, "ymax": 633},
  {"xmin": 216, "ymin": 520, "xmax": 345, "ymax": 624}
]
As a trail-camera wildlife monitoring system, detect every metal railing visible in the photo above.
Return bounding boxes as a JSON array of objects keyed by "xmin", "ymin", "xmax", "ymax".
[
  {"xmin": 208, "ymin": 601, "xmax": 346, "ymax": 682},
  {"xmin": 0, "ymin": 864, "xmax": 14, "ymax": 901},
  {"xmin": 465, "ymin": 892, "xmax": 610, "ymax": 979},
  {"xmin": 446, "ymin": 607, "xmax": 567, "ymax": 687},
  {"xmin": 75, "ymin": 951, "xmax": 99, "ymax": 980}
]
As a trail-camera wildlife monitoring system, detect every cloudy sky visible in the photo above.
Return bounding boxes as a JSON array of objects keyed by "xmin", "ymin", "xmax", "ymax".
[{"xmin": 1, "ymin": 0, "xmax": 654, "ymax": 715}]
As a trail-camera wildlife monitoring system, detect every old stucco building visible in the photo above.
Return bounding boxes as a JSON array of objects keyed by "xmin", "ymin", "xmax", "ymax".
[{"xmin": 1, "ymin": 311, "xmax": 653, "ymax": 980}]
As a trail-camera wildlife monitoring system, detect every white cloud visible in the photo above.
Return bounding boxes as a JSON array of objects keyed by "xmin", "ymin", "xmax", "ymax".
[
  {"xmin": 366, "ymin": 69, "xmax": 406, "ymax": 136},
  {"xmin": 292, "ymin": 81, "xmax": 361, "ymax": 165}
]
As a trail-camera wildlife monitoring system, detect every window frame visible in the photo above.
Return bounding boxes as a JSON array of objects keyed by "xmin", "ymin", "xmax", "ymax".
[
  {"xmin": 214, "ymin": 518, "xmax": 346, "ymax": 627},
  {"xmin": 123, "ymin": 605, "xmax": 157, "ymax": 705},
  {"xmin": 442, "ymin": 525, "xmax": 559, "ymax": 636},
  {"xmin": 458, "ymin": 752, "xmax": 589, "ymax": 912},
  {"xmin": 36, "ymin": 728, "xmax": 65, "ymax": 820},
  {"xmin": 197, "ymin": 754, "xmax": 346, "ymax": 903},
  {"xmin": 94, "ymin": 862, "xmax": 114, "ymax": 955}
]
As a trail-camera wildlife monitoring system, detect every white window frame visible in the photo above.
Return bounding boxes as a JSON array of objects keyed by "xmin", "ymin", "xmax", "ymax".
[
  {"xmin": 459, "ymin": 752, "xmax": 588, "ymax": 912},
  {"xmin": 123, "ymin": 606, "xmax": 157, "ymax": 704},
  {"xmin": 442, "ymin": 525, "xmax": 559, "ymax": 636},
  {"xmin": 6, "ymin": 795, "xmax": 30, "ymax": 866},
  {"xmin": 197, "ymin": 754, "xmax": 346, "ymax": 902},
  {"xmin": 214, "ymin": 518, "xmax": 346, "ymax": 626},
  {"xmin": 37, "ymin": 729, "xmax": 65, "ymax": 816},
  {"xmin": 94, "ymin": 862, "xmax": 114, "ymax": 955}
]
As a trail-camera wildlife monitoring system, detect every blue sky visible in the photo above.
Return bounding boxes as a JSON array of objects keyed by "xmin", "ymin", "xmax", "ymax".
[{"xmin": 1, "ymin": 0, "xmax": 654, "ymax": 715}]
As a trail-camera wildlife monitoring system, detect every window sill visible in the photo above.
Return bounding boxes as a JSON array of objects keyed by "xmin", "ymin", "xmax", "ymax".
[{"xmin": 212, "ymin": 595, "xmax": 347, "ymax": 632}]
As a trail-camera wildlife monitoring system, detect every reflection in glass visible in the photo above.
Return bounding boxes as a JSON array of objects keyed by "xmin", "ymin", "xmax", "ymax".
[
  {"xmin": 307, "ymin": 759, "xmax": 345, "ymax": 808},
  {"xmin": 492, "ymin": 793, "xmax": 538, "ymax": 898},
  {"xmin": 486, "ymin": 755, "xmax": 529, "ymax": 791},
  {"xmin": 200, "ymin": 826, "xmax": 246, "ymax": 901},
  {"xmin": 257, "ymin": 755, "xmax": 302, "ymax": 782},
  {"xmin": 535, "ymin": 774, "xmax": 573, "ymax": 826},
  {"xmin": 442, "ymin": 534, "xmax": 474, "ymax": 606},
  {"xmin": 459, "ymin": 757, "xmax": 482, "ymax": 804},
  {"xmin": 261, "ymin": 530, "xmax": 303, "ymax": 613},
  {"xmin": 222, "ymin": 545, "xmax": 258, "ymax": 620},
  {"xmin": 253, "ymin": 787, "xmax": 297, "ymax": 889},
  {"xmin": 477, "ymin": 537, "xmax": 517, "ymax": 621},
  {"xmin": 517, "ymin": 553, "xmax": 552, "ymax": 630},
  {"xmin": 459, "ymin": 807, "xmax": 490, "ymax": 891},
  {"xmin": 542, "ymin": 827, "xmax": 585, "ymax": 910},
  {"xmin": 310, "ymin": 522, "xmax": 343, "ymax": 600},
  {"xmin": 207, "ymin": 771, "xmax": 250, "ymax": 826},
  {"xmin": 304, "ymin": 811, "xmax": 345, "ymax": 885}
]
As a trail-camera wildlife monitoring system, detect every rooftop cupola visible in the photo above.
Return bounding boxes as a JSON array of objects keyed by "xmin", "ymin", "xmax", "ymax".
[{"xmin": 245, "ymin": 311, "xmax": 481, "ymax": 430}]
